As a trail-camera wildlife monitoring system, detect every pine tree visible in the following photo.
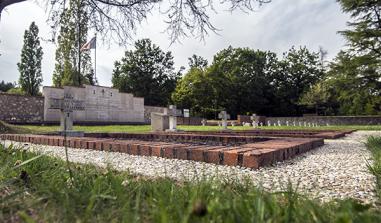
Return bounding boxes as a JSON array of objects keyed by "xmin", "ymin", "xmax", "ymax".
[
  {"xmin": 52, "ymin": 0, "xmax": 94, "ymax": 87},
  {"xmin": 17, "ymin": 22, "xmax": 43, "ymax": 96}
]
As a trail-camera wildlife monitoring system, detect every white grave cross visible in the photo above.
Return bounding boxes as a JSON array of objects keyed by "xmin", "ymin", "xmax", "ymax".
[
  {"xmin": 218, "ymin": 111, "xmax": 230, "ymax": 130},
  {"xmin": 167, "ymin": 105, "xmax": 181, "ymax": 131},
  {"xmin": 49, "ymin": 92, "xmax": 85, "ymax": 132}
]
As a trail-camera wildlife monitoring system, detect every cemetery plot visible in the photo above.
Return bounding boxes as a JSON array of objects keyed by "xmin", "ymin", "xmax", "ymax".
[
  {"xmin": 1, "ymin": 132, "xmax": 323, "ymax": 169},
  {"xmin": 178, "ymin": 129, "xmax": 354, "ymax": 139}
]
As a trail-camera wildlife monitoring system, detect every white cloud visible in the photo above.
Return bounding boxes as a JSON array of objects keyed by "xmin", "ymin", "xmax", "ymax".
[{"xmin": 0, "ymin": 0, "xmax": 349, "ymax": 87}]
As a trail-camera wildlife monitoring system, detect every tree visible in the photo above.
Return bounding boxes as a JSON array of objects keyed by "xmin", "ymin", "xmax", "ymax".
[
  {"xmin": 17, "ymin": 22, "xmax": 43, "ymax": 96},
  {"xmin": 338, "ymin": 0, "xmax": 381, "ymax": 58},
  {"xmin": 172, "ymin": 46, "xmax": 279, "ymax": 118},
  {"xmin": 326, "ymin": 51, "xmax": 380, "ymax": 115},
  {"xmin": 271, "ymin": 46, "xmax": 324, "ymax": 116},
  {"xmin": 172, "ymin": 67, "xmax": 218, "ymax": 116},
  {"xmin": 317, "ymin": 0, "xmax": 381, "ymax": 115},
  {"xmin": 1, "ymin": 0, "xmax": 270, "ymax": 44},
  {"xmin": 298, "ymin": 81, "xmax": 335, "ymax": 115},
  {"xmin": 52, "ymin": 0, "xmax": 94, "ymax": 87},
  {"xmin": 188, "ymin": 54, "xmax": 208, "ymax": 69},
  {"xmin": 0, "ymin": 81, "xmax": 15, "ymax": 92},
  {"xmin": 112, "ymin": 38, "xmax": 180, "ymax": 106}
]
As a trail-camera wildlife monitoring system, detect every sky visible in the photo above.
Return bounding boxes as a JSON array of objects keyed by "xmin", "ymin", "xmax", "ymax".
[{"xmin": 0, "ymin": 0, "xmax": 350, "ymax": 87}]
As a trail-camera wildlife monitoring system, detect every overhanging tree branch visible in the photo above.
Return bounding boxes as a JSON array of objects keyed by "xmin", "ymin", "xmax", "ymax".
[{"xmin": 2, "ymin": 0, "xmax": 271, "ymax": 44}]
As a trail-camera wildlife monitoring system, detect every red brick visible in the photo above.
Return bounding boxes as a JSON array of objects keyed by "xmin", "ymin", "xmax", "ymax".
[
  {"xmin": 162, "ymin": 146, "xmax": 175, "ymax": 158},
  {"xmin": 150, "ymin": 145, "xmax": 163, "ymax": 157},
  {"xmin": 110, "ymin": 142, "xmax": 121, "ymax": 152},
  {"xmin": 140, "ymin": 144, "xmax": 151, "ymax": 156},
  {"xmin": 223, "ymin": 147, "xmax": 257, "ymax": 166},
  {"xmin": 130, "ymin": 144, "xmax": 140, "ymax": 155},
  {"xmin": 87, "ymin": 141, "xmax": 97, "ymax": 150},
  {"xmin": 95, "ymin": 141, "xmax": 103, "ymax": 150},
  {"xmin": 120, "ymin": 144, "xmax": 129, "ymax": 153},
  {"xmin": 103, "ymin": 142, "xmax": 112, "ymax": 151}
]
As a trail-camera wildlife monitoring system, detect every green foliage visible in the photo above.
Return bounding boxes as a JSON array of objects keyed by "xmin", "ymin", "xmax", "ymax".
[
  {"xmin": 6, "ymin": 87, "xmax": 25, "ymax": 95},
  {"xmin": 17, "ymin": 22, "xmax": 43, "ymax": 96},
  {"xmin": 298, "ymin": 81, "xmax": 336, "ymax": 115},
  {"xmin": 338, "ymin": 0, "xmax": 381, "ymax": 58},
  {"xmin": 188, "ymin": 54, "xmax": 208, "ymax": 69},
  {"xmin": 172, "ymin": 46, "xmax": 322, "ymax": 118},
  {"xmin": 317, "ymin": 0, "xmax": 381, "ymax": 115},
  {"xmin": 1, "ymin": 145, "xmax": 381, "ymax": 222},
  {"xmin": 0, "ymin": 121, "xmax": 34, "ymax": 134},
  {"xmin": 0, "ymin": 81, "xmax": 16, "ymax": 92},
  {"xmin": 272, "ymin": 46, "xmax": 324, "ymax": 115},
  {"xmin": 112, "ymin": 39, "xmax": 180, "ymax": 106},
  {"xmin": 366, "ymin": 136, "xmax": 381, "ymax": 199},
  {"xmin": 52, "ymin": 0, "xmax": 95, "ymax": 87},
  {"xmin": 326, "ymin": 51, "xmax": 381, "ymax": 115}
]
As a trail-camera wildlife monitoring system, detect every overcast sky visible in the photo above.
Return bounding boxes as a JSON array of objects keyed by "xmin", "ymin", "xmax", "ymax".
[{"xmin": 0, "ymin": 0, "xmax": 350, "ymax": 87}]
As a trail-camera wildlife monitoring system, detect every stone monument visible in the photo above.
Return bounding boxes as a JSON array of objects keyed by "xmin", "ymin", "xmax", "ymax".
[
  {"xmin": 218, "ymin": 111, "xmax": 230, "ymax": 130},
  {"xmin": 49, "ymin": 88, "xmax": 85, "ymax": 137},
  {"xmin": 151, "ymin": 105, "xmax": 182, "ymax": 132},
  {"xmin": 151, "ymin": 109, "xmax": 169, "ymax": 132}
]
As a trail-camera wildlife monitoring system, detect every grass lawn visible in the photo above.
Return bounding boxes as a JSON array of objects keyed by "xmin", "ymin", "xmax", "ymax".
[
  {"xmin": 1, "ymin": 143, "xmax": 381, "ymax": 222},
  {"xmin": 18, "ymin": 124, "xmax": 381, "ymax": 133}
]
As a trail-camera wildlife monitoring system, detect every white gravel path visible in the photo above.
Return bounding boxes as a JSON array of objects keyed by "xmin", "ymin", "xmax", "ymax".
[{"xmin": 3, "ymin": 131, "xmax": 380, "ymax": 204}]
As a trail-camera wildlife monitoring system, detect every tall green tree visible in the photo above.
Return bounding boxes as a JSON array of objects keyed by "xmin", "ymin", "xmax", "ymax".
[
  {"xmin": 52, "ymin": 0, "xmax": 94, "ymax": 87},
  {"xmin": 17, "ymin": 22, "xmax": 43, "ymax": 96},
  {"xmin": 172, "ymin": 47, "xmax": 279, "ymax": 118},
  {"xmin": 327, "ymin": 51, "xmax": 380, "ymax": 115},
  {"xmin": 309, "ymin": 0, "xmax": 381, "ymax": 115},
  {"xmin": 338, "ymin": 0, "xmax": 381, "ymax": 58},
  {"xmin": 0, "ymin": 81, "xmax": 15, "ymax": 92},
  {"xmin": 271, "ymin": 46, "xmax": 324, "ymax": 115},
  {"xmin": 112, "ymin": 39, "xmax": 180, "ymax": 106}
]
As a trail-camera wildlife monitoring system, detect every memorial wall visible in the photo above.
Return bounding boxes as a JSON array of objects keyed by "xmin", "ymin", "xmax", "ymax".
[{"xmin": 43, "ymin": 85, "xmax": 145, "ymax": 123}]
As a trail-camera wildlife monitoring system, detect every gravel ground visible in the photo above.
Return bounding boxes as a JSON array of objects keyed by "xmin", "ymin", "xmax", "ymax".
[{"xmin": 3, "ymin": 131, "xmax": 380, "ymax": 204}]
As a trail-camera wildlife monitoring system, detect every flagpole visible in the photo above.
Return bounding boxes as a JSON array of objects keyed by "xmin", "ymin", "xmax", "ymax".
[{"xmin": 94, "ymin": 34, "xmax": 97, "ymax": 85}]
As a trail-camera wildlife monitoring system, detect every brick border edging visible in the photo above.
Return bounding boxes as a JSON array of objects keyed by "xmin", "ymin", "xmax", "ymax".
[{"xmin": 1, "ymin": 134, "xmax": 324, "ymax": 169}]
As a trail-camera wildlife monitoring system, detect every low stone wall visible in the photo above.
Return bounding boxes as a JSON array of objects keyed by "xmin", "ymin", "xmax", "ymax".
[
  {"xmin": 266, "ymin": 116, "xmax": 381, "ymax": 126},
  {"xmin": 0, "ymin": 93, "xmax": 44, "ymax": 123}
]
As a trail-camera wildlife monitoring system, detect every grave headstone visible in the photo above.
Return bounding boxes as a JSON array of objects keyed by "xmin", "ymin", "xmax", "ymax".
[
  {"xmin": 260, "ymin": 122, "xmax": 263, "ymax": 127},
  {"xmin": 293, "ymin": 121, "xmax": 296, "ymax": 127},
  {"xmin": 277, "ymin": 120, "xmax": 281, "ymax": 127},
  {"xmin": 298, "ymin": 122, "xmax": 302, "ymax": 127},
  {"xmin": 267, "ymin": 120, "xmax": 271, "ymax": 126},
  {"xmin": 183, "ymin": 109, "xmax": 190, "ymax": 118},
  {"xmin": 286, "ymin": 121, "xmax": 289, "ymax": 126},
  {"xmin": 304, "ymin": 122, "xmax": 307, "ymax": 127}
]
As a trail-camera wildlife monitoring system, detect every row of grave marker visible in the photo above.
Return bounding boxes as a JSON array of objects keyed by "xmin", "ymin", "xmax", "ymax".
[{"xmin": 201, "ymin": 111, "xmax": 330, "ymax": 129}]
